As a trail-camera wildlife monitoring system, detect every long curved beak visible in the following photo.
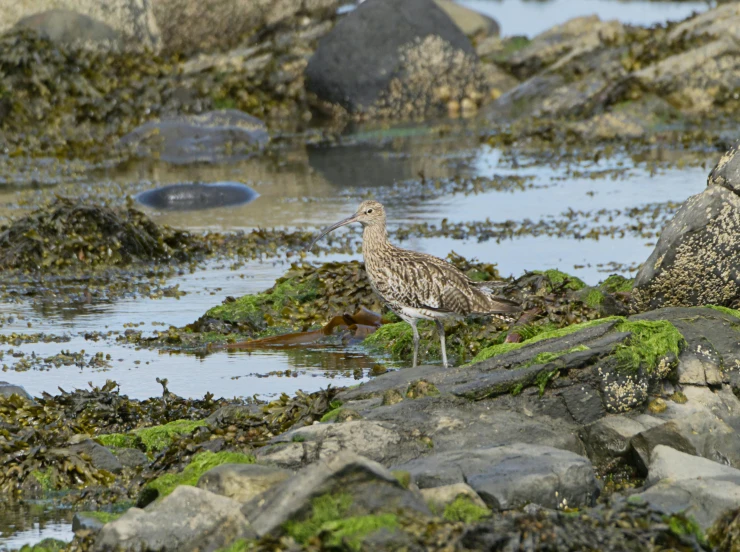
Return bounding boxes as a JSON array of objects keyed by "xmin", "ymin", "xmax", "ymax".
[{"xmin": 307, "ymin": 214, "xmax": 359, "ymax": 251}]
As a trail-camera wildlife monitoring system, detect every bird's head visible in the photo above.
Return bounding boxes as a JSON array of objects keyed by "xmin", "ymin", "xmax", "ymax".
[{"xmin": 308, "ymin": 200, "xmax": 386, "ymax": 250}]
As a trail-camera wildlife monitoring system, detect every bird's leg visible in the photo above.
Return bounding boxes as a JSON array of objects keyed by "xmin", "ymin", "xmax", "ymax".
[
  {"xmin": 435, "ymin": 320, "xmax": 448, "ymax": 368},
  {"xmin": 409, "ymin": 319, "xmax": 420, "ymax": 368}
]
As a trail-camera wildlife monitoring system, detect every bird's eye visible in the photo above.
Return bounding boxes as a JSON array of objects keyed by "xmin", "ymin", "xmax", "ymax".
[{"xmin": 366, "ymin": 209, "xmax": 373, "ymax": 214}]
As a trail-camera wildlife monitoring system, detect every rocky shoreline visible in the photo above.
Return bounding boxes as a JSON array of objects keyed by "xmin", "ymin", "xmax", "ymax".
[{"xmin": 3, "ymin": 0, "xmax": 740, "ymax": 550}]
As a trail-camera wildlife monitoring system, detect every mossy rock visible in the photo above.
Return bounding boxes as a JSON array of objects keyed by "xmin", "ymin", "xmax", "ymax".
[{"xmin": 99, "ymin": 418, "xmax": 208, "ymax": 454}]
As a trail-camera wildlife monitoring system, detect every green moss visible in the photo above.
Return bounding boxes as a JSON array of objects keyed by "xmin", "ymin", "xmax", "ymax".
[
  {"xmin": 97, "ymin": 433, "xmax": 140, "ymax": 449},
  {"xmin": 472, "ymin": 317, "xmax": 621, "ymax": 363},
  {"xmin": 614, "ymin": 320, "xmax": 684, "ymax": 373},
  {"xmin": 584, "ymin": 289, "xmax": 605, "ymax": 308},
  {"xmin": 532, "ymin": 269, "xmax": 586, "ymax": 291},
  {"xmin": 707, "ymin": 305, "xmax": 740, "ymax": 320},
  {"xmin": 134, "ymin": 419, "xmax": 208, "ymax": 452},
  {"xmin": 291, "ymin": 434, "xmax": 306, "ymax": 442},
  {"xmin": 145, "ymin": 451, "xmax": 255, "ymax": 499},
  {"xmin": 600, "ymin": 275, "xmax": 634, "ymax": 293},
  {"xmin": 78, "ymin": 510, "xmax": 123, "ymax": 524},
  {"xmin": 664, "ymin": 513, "xmax": 706, "ymax": 545},
  {"xmin": 535, "ymin": 368, "xmax": 560, "ymax": 395},
  {"xmin": 207, "ymin": 275, "xmax": 318, "ymax": 326},
  {"xmin": 30, "ymin": 468, "xmax": 53, "ymax": 492},
  {"xmin": 529, "ymin": 345, "xmax": 589, "ymax": 366},
  {"xmin": 216, "ymin": 540, "xmax": 256, "ymax": 552},
  {"xmin": 284, "ymin": 493, "xmax": 398, "ymax": 551},
  {"xmin": 363, "ymin": 322, "xmax": 414, "ymax": 359},
  {"xmin": 391, "ymin": 470, "xmax": 411, "ymax": 489},
  {"xmin": 18, "ymin": 539, "xmax": 68, "ymax": 552},
  {"xmin": 320, "ymin": 408, "xmax": 343, "ymax": 423},
  {"xmin": 443, "ymin": 496, "xmax": 491, "ymax": 523}
]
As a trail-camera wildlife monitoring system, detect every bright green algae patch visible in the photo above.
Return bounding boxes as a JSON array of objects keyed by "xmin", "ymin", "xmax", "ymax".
[
  {"xmin": 283, "ymin": 493, "xmax": 399, "ymax": 551},
  {"xmin": 472, "ymin": 317, "xmax": 621, "ymax": 363},
  {"xmin": 532, "ymin": 269, "xmax": 587, "ymax": 291},
  {"xmin": 443, "ymin": 496, "xmax": 491, "ymax": 523},
  {"xmin": 78, "ymin": 510, "xmax": 124, "ymax": 524},
  {"xmin": 707, "ymin": 305, "xmax": 740, "ymax": 320},
  {"xmin": 98, "ymin": 419, "xmax": 208, "ymax": 453},
  {"xmin": 614, "ymin": 320, "xmax": 684, "ymax": 373},
  {"xmin": 600, "ymin": 274, "xmax": 634, "ymax": 293},
  {"xmin": 145, "ymin": 451, "xmax": 255, "ymax": 499}
]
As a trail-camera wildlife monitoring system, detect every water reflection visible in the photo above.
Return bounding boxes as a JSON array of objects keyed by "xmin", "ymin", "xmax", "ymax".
[{"xmin": 0, "ymin": 501, "xmax": 73, "ymax": 550}]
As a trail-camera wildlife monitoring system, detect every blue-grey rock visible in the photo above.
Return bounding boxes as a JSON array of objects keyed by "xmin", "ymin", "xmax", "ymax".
[{"xmin": 136, "ymin": 182, "xmax": 258, "ymax": 211}]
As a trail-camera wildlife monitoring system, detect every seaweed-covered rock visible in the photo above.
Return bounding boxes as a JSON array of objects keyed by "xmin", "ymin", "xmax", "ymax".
[
  {"xmin": 94, "ymin": 485, "xmax": 255, "ymax": 551},
  {"xmin": 244, "ymin": 451, "xmax": 430, "ymax": 538},
  {"xmin": 394, "ymin": 443, "xmax": 599, "ymax": 510},
  {"xmin": 0, "ymin": 197, "xmax": 199, "ymax": 271},
  {"xmin": 633, "ymin": 184, "xmax": 740, "ymax": 310},
  {"xmin": 117, "ymin": 110, "xmax": 269, "ymax": 164},
  {"xmin": 306, "ymin": 0, "xmax": 487, "ymax": 118},
  {"xmin": 0, "ymin": 0, "xmax": 160, "ymax": 50},
  {"xmin": 632, "ymin": 445, "xmax": 740, "ymax": 530},
  {"xmin": 69, "ymin": 438, "xmax": 124, "ymax": 474}
]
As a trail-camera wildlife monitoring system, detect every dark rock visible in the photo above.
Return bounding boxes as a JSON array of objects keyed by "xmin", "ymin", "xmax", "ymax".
[
  {"xmin": 305, "ymin": 0, "xmax": 477, "ymax": 115},
  {"xmin": 94, "ymin": 486, "xmax": 255, "ymax": 552},
  {"xmin": 197, "ymin": 463, "xmax": 292, "ymax": 503},
  {"xmin": 630, "ymin": 411, "xmax": 740, "ymax": 473},
  {"xmin": 205, "ymin": 403, "xmax": 262, "ymax": 427},
  {"xmin": 632, "ymin": 445, "xmax": 740, "ymax": 529},
  {"xmin": 136, "ymin": 182, "xmax": 259, "ymax": 211},
  {"xmin": 70, "ymin": 439, "xmax": 123, "ymax": 474},
  {"xmin": 14, "ymin": 9, "xmax": 122, "ymax": 47},
  {"xmin": 709, "ymin": 139, "xmax": 740, "ymax": 196},
  {"xmin": 117, "ymin": 110, "xmax": 269, "ymax": 164},
  {"xmin": 560, "ymin": 383, "xmax": 605, "ymax": 425},
  {"xmin": 73, "ymin": 513, "xmax": 105, "ymax": 534},
  {"xmin": 633, "ymin": 181, "xmax": 740, "ymax": 310},
  {"xmin": 0, "ymin": 381, "xmax": 33, "ymax": 401},
  {"xmin": 394, "ymin": 443, "xmax": 599, "ymax": 510},
  {"xmin": 112, "ymin": 448, "xmax": 149, "ymax": 469},
  {"xmin": 244, "ymin": 451, "xmax": 430, "ymax": 537},
  {"xmin": 582, "ymin": 415, "xmax": 662, "ymax": 465}
]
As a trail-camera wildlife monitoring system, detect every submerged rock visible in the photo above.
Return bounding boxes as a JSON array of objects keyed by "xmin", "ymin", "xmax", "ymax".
[
  {"xmin": 117, "ymin": 110, "xmax": 269, "ymax": 164},
  {"xmin": 95, "ymin": 485, "xmax": 255, "ymax": 551},
  {"xmin": 136, "ymin": 182, "xmax": 259, "ymax": 211},
  {"xmin": 306, "ymin": 0, "xmax": 488, "ymax": 118}
]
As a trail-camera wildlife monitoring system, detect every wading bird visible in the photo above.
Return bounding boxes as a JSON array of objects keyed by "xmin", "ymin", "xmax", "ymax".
[{"xmin": 309, "ymin": 200, "xmax": 521, "ymax": 368}]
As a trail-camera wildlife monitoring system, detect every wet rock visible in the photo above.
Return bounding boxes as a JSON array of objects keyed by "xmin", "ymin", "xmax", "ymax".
[
  {"xmin": 70, "ymin": 439, "xmax": 123, "ymax": 474},
  {"xmin": 630, "ymin": 411, "xmax": 740, "ymax": 473},
  {"xmin": 73, "ymin": 513, "xmax": 105, "ymax": 535},
  {"xmin": 433, "ymin": 0, "xmax": 499, "ymax": 40},
  {"xmin": 205, "ymin": 404, "xmax": 262, "ymax": 426},
  {"xmin": 709, "ymin": 139, "xmax": 740, "ymax": 196},
  {"xmin": 633, "ymin": 185, "xmax": 740, "ymax": 310},
  {"xmin": 256, "ymin": 420, "xmax": 427, "ymax": 469},
  {"xmin": 420, "ymin": 483, "xmax": 488, "ymax": 515},
  {"xmin": 570, "ymin": 112, "xmax": 646, "ymax": 141},
  {"xmin": 117, "ymin": 110, "xmax": 269, "ymax": 164},
  {"xmin": 136, "ymin": 182, "xmax": 259, "ymax": 211},
  {"xmin": 244, "ymin": 451, "xmax": 430, "ymax": 537},
  {"xmin": 94, "ymin": 485, "xmax": 255, "ymax": 551},
  {"xmin": 0, "ymin": 381, "xmax": 33, "ymax": 400},
  {"xmin": 13, "ymin": 10, "xmax": 122, "ymax": 48},
  {"xmin": 112, "ymin": 447, "xmax": 149, "ymax": 469},
  {"xmin": 632, "ymin": 445, "xmax": 740, "ymax": 529},
  {"xmin": 305, "ymin": 0, "xmax": 483, "ymax": 118},
  {"xmin": 667, "ymin": 3, "xmax": 740, "ymax": 44},
  {"xmin": 505, "ymin": 15, "xmax": 624, "ymax": 80},
  {"xmin": 151, "ymin": 0, "xmax": 300, "ymax": 55},
  {"xmin": 394, "ymin": 443, "xmax": 599, "ymax": 510},
  {"xmin": 197, "ymin": 463, "xmax": 292, "ymax": 503},
  {"xmin": 485, "ymin": 73, "xmax": 567, "ymax": 121},
  {"xmin": 582, "ymin": 415, "xmax": 661, "ymax": 465},
  {"xmin": 0, "ymin": 0, "xmax": 160, "ymax": 50}
]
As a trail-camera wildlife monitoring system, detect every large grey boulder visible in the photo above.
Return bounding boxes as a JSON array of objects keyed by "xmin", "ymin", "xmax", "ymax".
[
  {"xmin": 69, "ymin": 438, "xmax": 123, "ymax": 475},
  {"xmin": 633, "ymin": 184, "xmax": 740, "ymax": 311},
  {"xmin": 244, "ymin": 451, "xmax": 430, "ymax": 537},
  {"xmin": 393, "ymin": 443, "xmax": 599, "ymax": 510},
  {"xmin": 582, "ymin": 415, "xmax": 662, "ymax": 465},
  {"xmin": 94, "ymin": 485, "xmax": 255, "ymax": 551},
  {"xmin": 0, "ymin": 0, "xmax": 160, "ymax": 50},
  {"xmin": 306, "ymin": 0, "xmax": 485, "ymax": 118},
  {"xmin": 117, "ymin": 110, "xmax": 269, "ymax": 164},
  {"xmin": 632, "ymin": 445, "xmax": 740, "ymax": 529},
  {"xmin": 197, "ymin": 463, "xmax": 292, "ymax": 503}
]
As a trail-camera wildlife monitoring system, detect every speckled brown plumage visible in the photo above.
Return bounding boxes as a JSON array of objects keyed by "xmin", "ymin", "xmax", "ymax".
[{"xmin": 310, "ymin": 200, "xmax": 521, "ymax": 367}]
